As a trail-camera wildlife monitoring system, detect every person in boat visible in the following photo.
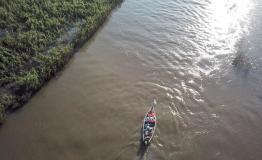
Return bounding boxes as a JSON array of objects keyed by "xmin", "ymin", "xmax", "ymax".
[
  {"xmin": 147, "ymin": 116, "xmax": 155, "ymax": 122},
  {"xmin": 146, "ymin": 124, "xmax": 153, "ymax": 135},
  {"xmin": 147, "ymin": 116, "xmax": 156, "ymax": 123}
]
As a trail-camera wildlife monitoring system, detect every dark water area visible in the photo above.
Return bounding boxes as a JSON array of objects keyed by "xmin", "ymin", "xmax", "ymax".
[{"xmin": 1, "ymin": 0, "xmax": 262, "ymax": 159}]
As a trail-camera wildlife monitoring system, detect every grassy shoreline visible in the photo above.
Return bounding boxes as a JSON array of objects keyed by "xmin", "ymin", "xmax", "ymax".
[{"xmin": 0, "ymin": 0, "xmax": 123, "ymax": 123}]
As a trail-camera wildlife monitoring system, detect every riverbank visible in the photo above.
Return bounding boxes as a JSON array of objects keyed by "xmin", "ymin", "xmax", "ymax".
[{"xmin": 0, "ymin": 0, "xmax": 123, "ymax": 123}]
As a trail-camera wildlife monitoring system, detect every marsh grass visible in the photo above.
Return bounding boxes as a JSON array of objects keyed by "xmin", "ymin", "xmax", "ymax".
[{"xmin": 0, "ymin": 0, "xmax": 123, "ymax": 123}]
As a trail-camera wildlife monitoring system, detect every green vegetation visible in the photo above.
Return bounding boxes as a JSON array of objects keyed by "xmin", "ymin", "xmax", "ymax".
[{"xmin": 0, "ymin": 0, "xmax": 122, "ymax": 123}]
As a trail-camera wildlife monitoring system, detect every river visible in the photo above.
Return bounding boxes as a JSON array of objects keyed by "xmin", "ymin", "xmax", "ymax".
[{"xmin": 1, "ymin": 0, "xmax": 262, "ymax": 159}]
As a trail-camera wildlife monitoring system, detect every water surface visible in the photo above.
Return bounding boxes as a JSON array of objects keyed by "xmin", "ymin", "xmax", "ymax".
[{"xmin": 1, "ymin": 0, "xmax": 262, "ymax": 159}]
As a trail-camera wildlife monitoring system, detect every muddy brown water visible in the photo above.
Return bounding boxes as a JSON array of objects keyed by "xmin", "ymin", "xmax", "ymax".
[{"xmin": 1, "ymin": 0, "xmax": 262, "ymax": 159}]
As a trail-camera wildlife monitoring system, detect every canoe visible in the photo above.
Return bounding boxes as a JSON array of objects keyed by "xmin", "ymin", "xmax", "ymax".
[{"xmin": 142, "ymin": 100, "xmax": 157, "ymax": 145}]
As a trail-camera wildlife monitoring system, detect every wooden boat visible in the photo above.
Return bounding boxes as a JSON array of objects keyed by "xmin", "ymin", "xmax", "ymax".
[{"xmin": 142, "ymin": 99, "xmax": 157, "ymax": 145}]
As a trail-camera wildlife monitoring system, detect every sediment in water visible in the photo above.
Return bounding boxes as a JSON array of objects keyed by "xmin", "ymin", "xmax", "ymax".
[{"xmin": 0, "ymin": 0, "xmax": 123, "ymax": 123}]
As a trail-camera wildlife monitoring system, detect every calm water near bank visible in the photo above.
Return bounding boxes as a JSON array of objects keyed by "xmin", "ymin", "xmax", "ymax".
[{"xmin": 1, "ymin": 0, "xmax": 262, "ymax": 159}]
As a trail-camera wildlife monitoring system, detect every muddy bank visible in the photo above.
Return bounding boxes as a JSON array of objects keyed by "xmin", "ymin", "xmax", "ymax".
[{"xmin": 0, "ymin": 0, "xmax": 123, "ymax": 123}]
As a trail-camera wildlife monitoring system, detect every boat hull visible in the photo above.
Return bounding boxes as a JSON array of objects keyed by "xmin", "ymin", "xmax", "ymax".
[{"xmin": 142, "ymin": 106, "xmax": 156, "ymax": 145}]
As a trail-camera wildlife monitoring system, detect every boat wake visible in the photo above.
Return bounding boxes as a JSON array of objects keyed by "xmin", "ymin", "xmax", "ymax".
[{"xmin": 136, "ymin": 141, "xmax": 148, "ymax": 160}]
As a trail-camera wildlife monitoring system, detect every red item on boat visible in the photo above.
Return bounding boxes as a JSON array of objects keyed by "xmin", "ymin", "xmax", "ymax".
[
  {"xmin": 148, "ymin": 120, "xmax": 156, "ymax": 123},
  {"xmin": 148, "ymin": 112, "xmax": 155, "ymax": 117}
]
